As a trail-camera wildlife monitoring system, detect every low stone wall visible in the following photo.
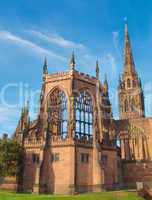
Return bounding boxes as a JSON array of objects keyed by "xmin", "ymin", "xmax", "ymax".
[
  {"xmin": 0, "ymin": 176, "xmax": 17, "ymax": 190},
  {"xmin": 122, "ymin": 161, "xmax": 152, "ymax": 189}
]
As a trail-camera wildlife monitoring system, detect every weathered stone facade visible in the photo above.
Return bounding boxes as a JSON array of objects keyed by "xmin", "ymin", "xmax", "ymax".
[
  {"xmin": 14, "ymin": 53, "xmax": 119, "ymax": 194},
  {"xmin": 14, "ymin": 22, "xmax": 152, "ymax": 194},
  {"xmin": 117, "ymin": 23, "xmax": 152, "ymax": 189}
]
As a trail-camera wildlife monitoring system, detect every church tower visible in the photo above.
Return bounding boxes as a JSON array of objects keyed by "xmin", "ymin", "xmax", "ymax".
[{"xmin": 118, "ymin": 22, "xmax": 145, "ymax": 120}]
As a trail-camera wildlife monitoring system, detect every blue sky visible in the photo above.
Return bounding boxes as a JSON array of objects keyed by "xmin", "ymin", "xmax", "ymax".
[{"xmin": 0, "ymin": 0, "xmax": 152, "ymax": 136}]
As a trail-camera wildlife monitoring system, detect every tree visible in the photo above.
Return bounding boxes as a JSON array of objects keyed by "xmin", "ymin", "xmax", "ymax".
[{"xmin": 0, "ymin": 137, "xmax": 23, "ymax": 177}]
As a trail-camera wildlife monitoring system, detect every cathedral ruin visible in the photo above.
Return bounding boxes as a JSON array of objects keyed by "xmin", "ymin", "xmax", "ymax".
[{"xmin": 14, "ymin": 23, "xmax": 152, "ymax": 194}]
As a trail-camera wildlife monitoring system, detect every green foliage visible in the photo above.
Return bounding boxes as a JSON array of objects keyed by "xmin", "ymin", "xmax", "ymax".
[
  {"xmin": 0, "ymin": 190, "xmax": 144, "ymax": 200},
  {"xmin": 0, "ymin": 137, "xmax": 23, "ymax": 177}
]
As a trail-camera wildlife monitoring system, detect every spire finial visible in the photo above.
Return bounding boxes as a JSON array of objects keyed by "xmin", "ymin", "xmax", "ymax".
[
  {"xmin": 23, "ymin": 100, "xmax": 29, "ymax": 113},
  {"xmin": 124, "ymin": 20, "xmax": 136, "ymax": 74},
  {"xmin": 104, "ymin": 73, "xmax": 108, "ymax": 84},
  {"xmin": 96, "ymin": 59, "xmax": 100, "ymax": 79},
  {"xmin": 104, "ymin": 73, "xmax": 108, "ymax": 92},
  {"xmin": 43, "ymin": 57, "xmax": 48, "ymax": 74},
  {"xmin": 26, "ymin": 100, "xmax": 29, "ymax": 112},
  {"xmin": 124, "ymin": 17, "xmax": 128, "ymax": 24},
  {"xmin": 69, "ymin": 50, "xmax": 75, "ymax": 70},
  {"xmin": 104, "ymin": 74, "xmax": 109, "ymax": 95},
  {"xmin": 124, "ymin": 17, "xmax": 129, "ymax": 39}
]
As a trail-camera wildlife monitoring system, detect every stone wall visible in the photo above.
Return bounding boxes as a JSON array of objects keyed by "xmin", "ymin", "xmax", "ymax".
[
  {"xmin": 75, "ymin": 146, "xmax": 93, "ymax": 192},
  {"xmin": 102, "ymin": 148, "xmax": 119, "ymax": 190},
  {"xmin": 0, "ymin": 176, "xmax": 17, "ymax": 190},
  {"xmin": 122, "ymin": 161, "xmax": 152, "ymax": 189}
]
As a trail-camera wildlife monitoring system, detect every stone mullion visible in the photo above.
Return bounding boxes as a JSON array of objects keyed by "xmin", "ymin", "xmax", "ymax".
[
  {"xmin": 69, "ymin": 95, "xmax": 75, "ymax": 138},
  {"xmin": 95, "ymin": 80, "xmax": 103, "ymax": 141},
  {"xmin": 121, "ymin": 138, "xmax": 125, "ymax": 160},
  {"xmin": 33, "ymin": 148, "xmax": 44, "ymax": 193}
]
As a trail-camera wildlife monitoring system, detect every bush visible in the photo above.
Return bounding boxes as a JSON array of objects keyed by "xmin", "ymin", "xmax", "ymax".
[{"xmin": 0, "ymin": 137, "xmax": 23, "ymax": 177}]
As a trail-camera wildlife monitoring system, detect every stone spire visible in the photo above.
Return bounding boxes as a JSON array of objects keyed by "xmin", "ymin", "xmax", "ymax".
[
  {"xmin": 96, "ymin": 60, "xmax": 100, "ymax": 79},
  {"xmin": 69, "ymin": 50, "xmax": 75, "ymax": 70},
  {"xmin": 25, "ymin": 100, "xmax": 29, "ymax": 112},
  {"xmin": 43, "ymin": 57, "xmax": 48, "ymax": 74},
  {"xmin": 22, "ymin": 100, "xmax": 29, "ymax": 115},
  {"xmin": 118, "ymin": 21, "xmax": 145, "ymax": 120},
  {"xmin": 104, "ymin": 74, "xmax": 109, "ymax": 94},
  {"xmin": 14, "ymin": 100, "xmax": 30, "ymax": 144},
  {"xmin": 124, "ymin": 21, "xmax": 136, "ymax": 74}
]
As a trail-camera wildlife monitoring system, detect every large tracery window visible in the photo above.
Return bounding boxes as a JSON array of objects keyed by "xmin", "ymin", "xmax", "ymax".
[
  {"xmin": 48, "ymin": 88, "xmax": 68, "ymax": 137},
  {"xmin": 75, "ymin": 91, "xmax": 93, "ymax": 138}
]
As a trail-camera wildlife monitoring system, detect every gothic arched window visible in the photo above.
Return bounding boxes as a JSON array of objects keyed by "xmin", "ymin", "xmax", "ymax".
[
  {"xmin": 127, "ymin": 78, "xmax": 131, "ymax": 88},
  {"xmin": 75, "ymin": 91, "xmax": 93, "ymax": 138},
  {"xmin": 124, "ymin": 99, "xmax": 128, "ymax": 112},
  {"xmin": 48, "ymin": 88, "xmax": 68, "ymax": 137}
]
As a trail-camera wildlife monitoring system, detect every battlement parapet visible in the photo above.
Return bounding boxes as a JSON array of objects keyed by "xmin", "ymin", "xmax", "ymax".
[
  {"xmin": 74, "ymin": 70, "xmax": 97, "ymax": 85},
  {"xmin": 44, "ymin": 70, "xmax": 97, "ymax": 85},
  {"xmin": 49, "ymin": 135, "xmax": 93, "ymax": 147},
  {"xmin": 24, "ymin": 138, "xmax": 44, "ymax": 148},
  {"xmin": 45, "ymin": 71, "xmax": 71, "ymax": 83},
  {"xmin": 49, "ymin": 135, "xmax": 74, "ymax": 146}
]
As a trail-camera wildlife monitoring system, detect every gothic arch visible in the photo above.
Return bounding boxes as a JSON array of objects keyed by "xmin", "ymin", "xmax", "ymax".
[
  {"xmin": 75, "ymin": 88, "xmax": 95, "ymax": 106},
  {"xmin": 74, "ymin": 90, "xmax": 93, "ymax": 138},
  {"xmin": 46, "ymin": 85, "xmax": 70, "ymax": 105},
  {"xmin": 47, "ymin": 87, "xmax": 68, "ymax": 137}
]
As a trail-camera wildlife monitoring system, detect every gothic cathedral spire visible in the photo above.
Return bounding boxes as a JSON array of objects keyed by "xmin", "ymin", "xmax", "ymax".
[
  {"xmin": 124, "ymin": 22, "xmax": 136, "ymax": 75},
  {"xmin": 118, "ymin": 22, "xmax": 145, "ymax": 120}
]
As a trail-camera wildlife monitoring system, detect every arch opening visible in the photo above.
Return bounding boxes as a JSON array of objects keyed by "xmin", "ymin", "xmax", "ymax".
[
  {"xmin": 74, "ymin": 91, "xmax": 93, "ymax": 139},
  {"xmin": 48, "ymin": 88, "xmax": 68, "ymax": 137}
]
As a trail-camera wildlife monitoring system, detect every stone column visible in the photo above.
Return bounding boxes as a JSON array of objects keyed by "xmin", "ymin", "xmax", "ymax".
[
  {"xmin": 68, "ymin": 71, "xmax": 75, "ymax": 138},
  {"xmin": 92, "ymin": 142, "xmax": 104, "ymax": 192},
  {"xmin": 121, "ymin": 139, "xmax": 125, "ymax": 160},
  {"xmin": 33, "ymin": 149, "xmax": 43, "ymax": 193},
  {"xmin": 92, "ymin": 104, "xmax": 104, "ymax": 192},
  {"xmin": 33, "ymin": 163, "xmax": 41, "ymax": 193}
]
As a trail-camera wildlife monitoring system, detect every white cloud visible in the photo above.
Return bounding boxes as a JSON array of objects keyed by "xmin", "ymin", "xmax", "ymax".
[
  {"xmin": 28, "ymin": 30, "xmax": 86, "ymax": 49},
  {"xmin": 0, "ymin": 105, "xmax": 20, "ymax": 136},
  {"xmin": 112, "ymin": 31, "xmax": 122, "ymax": 58},
  {"xmin": 106, "ymin": 53, "xmax": 117, "ymax": 75},
  {"xmin": 0, "ymin": 31, "xmax": 65, "ymax": 61}
]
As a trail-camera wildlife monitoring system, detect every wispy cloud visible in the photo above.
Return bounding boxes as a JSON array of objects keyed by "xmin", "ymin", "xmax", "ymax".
[
  {"xmin": 112, "ymin": 31, "xmax": 121, "ymax": 57},
  {"xmin": 28, "ymin": 30, "xmax": 86, "ymax": 49},
  {"xmin": 0, "ymin": 105, "xmax": 20, "ymax": 135},
  {"xmin": 0, "ymin": 31, "xmax": 65, "ymax": 61},
  {"xmin": 106, "ymin": 53, "xmax": 117, "ymax": 76}
]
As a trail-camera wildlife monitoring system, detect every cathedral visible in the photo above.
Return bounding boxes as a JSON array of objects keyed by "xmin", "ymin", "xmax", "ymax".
[{"xmin": 14, "ymin": 23, "xmax": 152, "ymax": 194}]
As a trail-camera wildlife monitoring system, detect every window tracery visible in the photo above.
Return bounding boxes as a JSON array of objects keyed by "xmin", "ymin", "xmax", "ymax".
[
  {"xmin": 75, "ymin": 91, "xmax": 93, "ymax": 139},
  {"xmin": 48, "ymin": 88, "xmax": 68, "ymax": 137}
]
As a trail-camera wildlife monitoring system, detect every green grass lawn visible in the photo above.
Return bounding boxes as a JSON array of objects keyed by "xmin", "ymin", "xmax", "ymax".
[{"xmin": 0, "ymin": 190, "xmax": 144, "ymax": 200}]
